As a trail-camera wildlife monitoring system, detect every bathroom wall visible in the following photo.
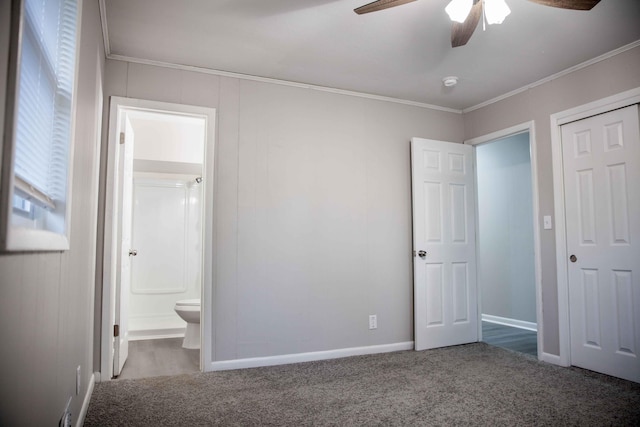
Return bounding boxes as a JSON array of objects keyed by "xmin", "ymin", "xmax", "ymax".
[
  {"xmin": 132, "ymin": 113, "xmax": 205, "ymax": 164},
  {"xmin": 476, "ymin": 133, "xmax": 536, "ymax": 324},
  {"xmin": 127, "ymin": 114, "xmax": 205, "ymax": 337}
]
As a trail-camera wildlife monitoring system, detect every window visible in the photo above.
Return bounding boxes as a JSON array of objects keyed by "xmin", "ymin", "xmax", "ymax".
[{"xmin": 1, "ymin": 0, "xmax": 79, "ymax": 251}]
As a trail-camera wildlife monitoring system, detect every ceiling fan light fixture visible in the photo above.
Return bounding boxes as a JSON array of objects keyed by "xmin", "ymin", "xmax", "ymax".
[
  {"xmin": 484, "ymin": 0, "xmax": 511, "ymax": 25},
  {"xmin": 445, "ymin": 0, "xmax": 473, "ymax": 23}
]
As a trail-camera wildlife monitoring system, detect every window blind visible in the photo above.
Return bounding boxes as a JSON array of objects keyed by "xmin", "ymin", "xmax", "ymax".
[{"xmin": 13, "ymin": 0, "xmax": 78, "ymax": 208}]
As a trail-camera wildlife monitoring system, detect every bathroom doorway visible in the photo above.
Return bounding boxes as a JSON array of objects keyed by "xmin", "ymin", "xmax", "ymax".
[
  {"xmin": 466, "ymin": 124, "xmax": 542, "ymax": 358},
  {"xmin": 101, "ymin": 97, "xmax": 216, "ymax": 380}
]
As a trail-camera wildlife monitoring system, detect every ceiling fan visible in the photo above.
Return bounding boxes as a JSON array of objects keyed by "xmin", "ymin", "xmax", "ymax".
[{"xmin": 354, "ymin": 0, "xmax": 601, "ymax": 48}]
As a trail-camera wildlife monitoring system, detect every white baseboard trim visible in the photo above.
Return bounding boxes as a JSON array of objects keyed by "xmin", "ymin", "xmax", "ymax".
[
  {"xmin": 482, "ymin": 314, "xmax": 537, "ymax": 332},
  {"xmin": 129, "ymin": 327, "xmax": 186, "ymax": 341},
  {"xmin": 541, "ymin": 352, "xmax": 567, "ymax": 366},
  {"xmin": 76, "ymin": 372, "xmax": 96, "ymax": 427},
  {"xmin": 209, "ymin": 341, "xmax": 414, "ymax": 371}
]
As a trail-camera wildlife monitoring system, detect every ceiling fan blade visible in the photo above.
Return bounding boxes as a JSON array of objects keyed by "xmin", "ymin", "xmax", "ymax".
[
  {"xmin": 451, "ymin": 1, "xmax": 482, "ymax": 48},
  {"xmin": 354, "ymin": 0, "xmax": 417, "ymax": 15},
  {"xmin": 527, "ymin": 0, "xmax": 600, "ymax": 10}
]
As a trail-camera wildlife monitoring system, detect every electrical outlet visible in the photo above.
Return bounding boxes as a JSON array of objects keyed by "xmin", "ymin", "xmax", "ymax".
[
  {"xmin": 76, "ymin": 365, "xmax": 81, "ymax": 395},
  {"xmin": 59, "ymin": 397, "xmax": 72, "ymax": 427},
  {"xmin": 369, "ymin": 314, "xmax": 377, "ymax": 330}
]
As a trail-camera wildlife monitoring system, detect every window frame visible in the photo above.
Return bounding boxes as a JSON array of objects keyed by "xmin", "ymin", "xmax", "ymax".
[{"xmin": 0, "ymin": 0, "xmax": 82, "ymax": 252}]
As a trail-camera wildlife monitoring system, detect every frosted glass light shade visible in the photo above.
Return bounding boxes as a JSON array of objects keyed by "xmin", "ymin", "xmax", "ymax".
[
  {"xmin": 485, "ymin": 0, "xmax": 511, "ymax": 25},
  {"xmin": 445, "ymin": 0, "xmax": 473, "ymax": 23}
]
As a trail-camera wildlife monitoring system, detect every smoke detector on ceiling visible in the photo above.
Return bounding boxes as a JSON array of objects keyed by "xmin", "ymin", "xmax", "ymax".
[{"xmin": 442, "ymin": 76, "xmax": 458, "ymax": 87}]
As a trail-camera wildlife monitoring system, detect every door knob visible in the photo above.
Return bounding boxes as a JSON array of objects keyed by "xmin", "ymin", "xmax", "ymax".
[
  {"xmin": 569, "ymin": 254, "xmax": 577, "ymax": 263},
  {"xmin": 418, "ymin": 250, "xmax": 427, "ymax": 258},
  {"xmin": 129, "ymin": 249, "xmax": 138, "ymax": 257}
]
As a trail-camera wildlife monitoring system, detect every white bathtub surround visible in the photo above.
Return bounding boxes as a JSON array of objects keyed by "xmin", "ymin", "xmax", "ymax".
[{"xmin": 129, "ymin": 174, "xmax": 203, "ymax": 338}]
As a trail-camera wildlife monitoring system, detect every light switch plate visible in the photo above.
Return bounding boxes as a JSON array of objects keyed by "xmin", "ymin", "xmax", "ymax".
[
  {"xmin": 543, "ymin": 215, "xmax": 552, "ymax": 230},
  {"xmin": 369, "ymin": 315, "xmax": 377, "ymax": 330}
]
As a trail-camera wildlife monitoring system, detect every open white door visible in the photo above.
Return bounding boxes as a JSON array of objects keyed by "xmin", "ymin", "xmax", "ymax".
[
  {"xmin": 113, "ymin": 116, "xmax": 135, "ymax": 376},
  {"xmin": 561, "ymin": 104, "xmax": 640, "ymax": 383},
  {"xmin": 411, "ymin": 138, "xmax": 478, "ymax": 351}
]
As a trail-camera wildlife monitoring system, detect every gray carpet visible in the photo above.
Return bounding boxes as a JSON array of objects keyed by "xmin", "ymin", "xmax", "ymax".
[{"xmin": 85, "ymin": 343, "xmax": 640, "ymax": 426}]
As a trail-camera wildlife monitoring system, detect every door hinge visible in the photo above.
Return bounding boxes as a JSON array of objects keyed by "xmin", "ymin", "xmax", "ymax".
[
  {"xmin": 119, "ymin": 132, "xmax": 125, "ymax": 145},
  {"xmin": 113, "ymin": 324, "xmax": 120, "ymax": 337}
]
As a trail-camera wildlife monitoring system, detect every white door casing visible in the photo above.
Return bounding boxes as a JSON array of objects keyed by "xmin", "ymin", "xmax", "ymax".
[
  {"xmin": 561, "ymin": 104, "xmax": 640, "ymax": 383},
  {"xmin": 464, "ymin": 122, "xmax": 543, "ymax": 360},
  {"xmin": 113, "ymin": 117, "xmax": 135, "ymax": 376},
  {"xmin": 101, "ymin": 97, "xmax": 216, "ymax": 380},
  {"xmin": 411, "ymin": 138, "xmax": 478, "ymax": 351}
]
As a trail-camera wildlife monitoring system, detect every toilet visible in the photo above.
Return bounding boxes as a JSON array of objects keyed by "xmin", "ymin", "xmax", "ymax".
[{"xmin": 174, "ymin": 299, "xmax": 201, "ymax": 349}]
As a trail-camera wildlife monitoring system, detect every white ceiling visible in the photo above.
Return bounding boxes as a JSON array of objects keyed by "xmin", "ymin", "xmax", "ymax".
[{"xmin": 103, "ymin": 0, "xmax": 640, "ymax": 110}]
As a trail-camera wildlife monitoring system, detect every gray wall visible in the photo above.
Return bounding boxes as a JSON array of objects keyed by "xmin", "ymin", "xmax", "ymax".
[
  {"xmin": 464, "ymin": 45, "xmax": 640, "ymax": 356},
  {"xmin": 101, "ymin": 61, "xmax": 464, "ymax": 361},
  {"xmin": 1, "ymin": 6, "xmax": 638, "ymax": 420},
  {"xmin": 101, "ymin": 45, "xmax": 640, "ymax": 364},
  {"xmin": 477, "ymin": 133, "xmax": 536, "ymax": 323},
  {"xmin": 0, "ymin": 0, "xmax": 105, "ymax": 425}
]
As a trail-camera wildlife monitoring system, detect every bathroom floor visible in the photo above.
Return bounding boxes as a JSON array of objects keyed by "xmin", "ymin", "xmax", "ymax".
[{"xmin": 116, "ymin": 338, "xmax": 199, "ymax": 380}]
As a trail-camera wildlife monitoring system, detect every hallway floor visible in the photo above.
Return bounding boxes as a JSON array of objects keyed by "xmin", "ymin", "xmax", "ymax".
[{"xmin": 481, "ymin": 321, "xmax": 537, "ymax": 357}]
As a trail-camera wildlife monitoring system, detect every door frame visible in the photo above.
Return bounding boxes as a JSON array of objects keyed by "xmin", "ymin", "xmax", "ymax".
[
  {"xmin": 465, "ymin": 121, "xmax": 543, "ymax": 361},
  {"xmin": 550, "ymin": 87, "xmax": 640, "ymax": 367},
  {"xmin": 100, "ymin": 96, "xmax": 217, "ymax": 379}
]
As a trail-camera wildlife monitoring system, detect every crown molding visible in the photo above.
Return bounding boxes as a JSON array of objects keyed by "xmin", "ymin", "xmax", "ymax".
[
  {"xmin": 97, "ymin": 0, "xmax": 459, "ymax": 113},
  {"xmin": 105, "ymin": 53, "xmax": 462, "ymax": 114},
  {"xmin": 98, "ymin": 0, "xmax": 110, "ymax": 57},
  {"xmin": 462, "ymin": 39, "xmax": 640, "ymax": 113},
  {"xmin": 96, "ymin": 1, "xmax": 638, "ymax": 116}
]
